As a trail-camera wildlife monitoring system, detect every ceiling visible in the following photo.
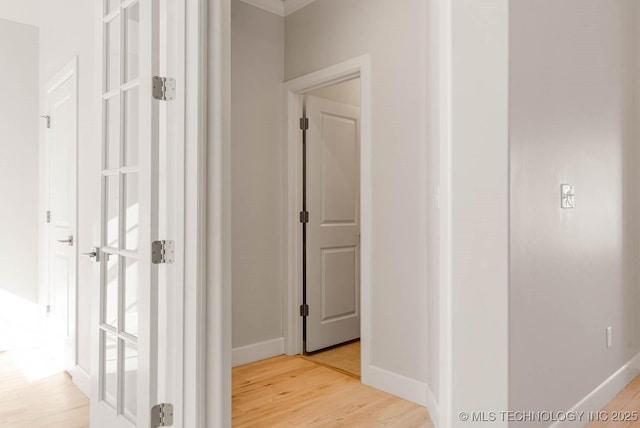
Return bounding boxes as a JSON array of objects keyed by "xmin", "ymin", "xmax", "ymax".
[
  {"xmin": 0, "ymin": 0, "xmax": 41, "ymax": 27},
  {"xmin": 239, "ymin": 0, "xmax": 318, "ymax": 17},
  {"xmin": 0, "ymin": 0, "xmax": 312, "ymax": 27}
]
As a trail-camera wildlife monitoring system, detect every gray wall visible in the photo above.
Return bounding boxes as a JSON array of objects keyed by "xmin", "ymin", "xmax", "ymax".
[
  {"xmin": 450, "ymin": 0, "xmax": 510, "ymax": 423},
  {"xmin": 0, "ymin": 18, "xmax": 39, "ymax": 303},
  {"xmin": 39, "ymin": 0, "xmax": 97, "ymax": 374},
  {"xmin": 286, "ymin": 0, "xmax": 432, "ymax": 386},
  {"xmin": 231, "ymin": 0, "xmax": 285, "ymax": 348},
  {"xmin": 510, "ymin": 0, "xmax": 640, "ymax": 420}
]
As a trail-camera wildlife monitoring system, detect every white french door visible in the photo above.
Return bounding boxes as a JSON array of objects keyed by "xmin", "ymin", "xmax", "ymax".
[{"xmin": 91, "ymin": 0, "xmax": 159, "ymax": 426}]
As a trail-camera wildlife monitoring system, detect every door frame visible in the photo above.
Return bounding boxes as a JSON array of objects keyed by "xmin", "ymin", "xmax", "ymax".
[
  {"xmin": 282, "ymin": 55, "xmax": 372, "ymax": 380},
  {"xmin": 436, "ymin": 0, "xmax": 453, "ymax": 424},
  {"xmin": 141, "ymin": 0, "xmax": 212, "ymax": 426},
  {"xmin": 180, "ymin": 0, "xmax": 213, "ymax": 426},
  {"xmin": 44, "ymin": 56, "xmax": 79, "ymax": 374},
  {"xmin": 203, "ymin": 0, "xmax": 461, "ymax": 426},
  {"xmin": 204, "ymin": 0, "xmax": 232, "ymax": 427}
]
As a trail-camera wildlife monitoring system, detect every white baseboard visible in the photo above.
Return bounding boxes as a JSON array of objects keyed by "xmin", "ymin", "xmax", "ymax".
[
  {"xmin": 232, "ymin": 337, "xmax": 284, "ymax": 367},
  {"xmin": 550, "ymin": 352, "xmax": 640, "ymax": 428},
  {"xmin": 425, "ymin": 383, "xmax": 440, "ymax": 427},
  {"xmin": 364, "ymin": 364, "xmax": 439, "ymax": 423},
  {"xmin": 69, "ymin": 365, "xmax": 90, "ymax": 397},
  {"xmin": 365, "ymin": 365, "xmax": 440, "ymax": 424}
]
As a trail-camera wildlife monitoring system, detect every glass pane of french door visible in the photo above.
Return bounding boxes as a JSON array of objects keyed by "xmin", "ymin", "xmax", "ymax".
[{"xmin": 98, "ymin": 0, "xmax": 148, "ymax": 425}]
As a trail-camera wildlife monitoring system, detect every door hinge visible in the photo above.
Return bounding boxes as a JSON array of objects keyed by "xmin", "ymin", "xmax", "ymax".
[
  {"xmin": 299, "ymin": 211, "xmax": 309, "ymax": 224},
  {"xmin": 45, "ymin": 304, "xmax": 51, "ymax": 314},
  {"xmin": 152, "ymin": 240, "xmax": 175, "ymax": 264},
  {"xmin": 40, "ymin": 115, "xmax": 51, "ymax": 129},
  {"xmin": 300, "ymin": 117, "xmax": 309, "ymax": 130},
  {"xmin": 46, "ymin": 210, "xmax": 51, "ymax": 223},
  {"xmin": 300, "ymin": 304, "xmax": 309, "ymax": 317},
  {"xmin": 152, "ymin": 76, "xmax": 176, "ymax": 101},
  {"xmin": 151, "ymin": 403, "xmax": 174, "ymax": 428}
]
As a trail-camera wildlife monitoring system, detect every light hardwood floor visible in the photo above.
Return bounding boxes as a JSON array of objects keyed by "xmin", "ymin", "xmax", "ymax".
[
  {"xmin": 233, "ymin": 355, "xmax": 433, "ymax": 427},
  {"xmin": 587, "ymin": 376, "xmax": 640, "ymax": 428},
  {"xmin": 303, "ymin": 340, "xmax": 361, "ymax": 378},
  {"xmin": 0, "ymin": 351, "xmax": 89, "ymax": 428}
]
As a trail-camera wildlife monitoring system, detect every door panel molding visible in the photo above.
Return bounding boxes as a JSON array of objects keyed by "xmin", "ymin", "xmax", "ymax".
[{"xmin": 305, "ymin": 94, "xmax": 360, "ymax": 353}]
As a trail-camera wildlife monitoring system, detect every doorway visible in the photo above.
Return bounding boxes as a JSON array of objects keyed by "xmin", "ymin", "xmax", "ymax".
[
  {"xmin": 299, "ymin": 78, "xmax": 362, "ymax": 377},
  {"xmin": 226, "ymin": 0, "xmax": 433, "ymax": 425},
  {"xmin": 45, "ymin": 57, "xmax": 78, "ymax": 374},
  {"xmin": 0, "ymin": 15, "xmax": 69, "ymax": 381},
  {"xmin": 283, "ymin": 56, "xmax": 372, "ymax": 381}
]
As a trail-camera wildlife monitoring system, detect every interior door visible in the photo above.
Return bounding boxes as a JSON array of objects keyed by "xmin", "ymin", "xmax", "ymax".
[
  {"xmin": 47, "ymin": 63, "xmax": 77, "ymax": 371},
  {"xmin": 305, "ymin": 95, "xmax": 361, "ymax": 353},
  {"xmin": 91, "ymin": 0, "xmax": 159, "ymax": 426}
]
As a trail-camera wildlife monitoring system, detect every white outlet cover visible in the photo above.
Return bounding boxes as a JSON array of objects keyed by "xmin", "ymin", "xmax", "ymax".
[{"xmin": 561, "ymin": 184, "xmax": 575, "ymax": 209}]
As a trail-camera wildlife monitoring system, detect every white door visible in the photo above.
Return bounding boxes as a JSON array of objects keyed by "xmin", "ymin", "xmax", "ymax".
[
  {"xmin": 47, "ymin": 60, "xmax": 78, "ymax": 371},
  {"xmin": 91, "ymin": 0, "xmax": 159, "ymax": 426},
  {"xmin": 305, "ymin": 95, "xmax": 361, "ymax": 353}
]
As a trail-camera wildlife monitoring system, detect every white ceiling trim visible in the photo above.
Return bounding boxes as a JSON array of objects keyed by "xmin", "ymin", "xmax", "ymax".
[
  {"xmin": 283, "ymin": 0, "xmax": 317, "ymax": 16},
  {"xmin": 238, "ymin": 0, "xmax": 318, "ymax": 17},
  {"xmin": 239, "ymin": 0, "xmax": 285, "ymax": 16}
]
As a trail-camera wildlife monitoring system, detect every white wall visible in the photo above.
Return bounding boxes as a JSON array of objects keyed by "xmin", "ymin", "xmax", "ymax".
[
  {"xmin": 449, "ymin": 1, "xmax": 510, "ymax": 425},
  {"xmin": 0, "ymin": 0, "xmax": 41, "ymax": 27},
  {"xmin": 285, "ymin": 0, "xmax": 432, "ymax": 391},
  {"xmin": 39, "ymin": 0, "xmax": 97, "ymax": 374},
  {"xmin": 509, "ymin": 0, "xmax": 640, "ymax": 422},
  {"xmin": 0, "ymin": 18, "xmax": 39, "ymax": 304},
  {"xmin": 231, "ymin": 0, "xmax": 285, "ymax": 349}
]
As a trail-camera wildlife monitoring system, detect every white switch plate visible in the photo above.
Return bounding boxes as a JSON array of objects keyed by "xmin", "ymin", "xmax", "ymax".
[
  {"xmin": 606, "ymin": 326, "xmax": 612, "ymax": 348},
  {"xmin": 561, "ymin": 184, "xmax": 575, "ymax": 209}
]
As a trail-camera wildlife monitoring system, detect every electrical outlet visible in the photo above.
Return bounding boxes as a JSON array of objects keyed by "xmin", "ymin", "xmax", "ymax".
[
  {"xmin": 606, "ymin": 326, "xmax": 613, "ymax": 349},
  {"xmin": 561, "ymin": 184, "xmax": 575, "ymax": 209}
]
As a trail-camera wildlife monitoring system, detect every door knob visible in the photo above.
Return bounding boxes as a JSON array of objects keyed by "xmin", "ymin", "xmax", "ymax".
[
  {"xmin": 81, "ymin": 247, "xmax": 100, "ymax": 262},
  {"xmin": 57, "ymin": 235, "xmax": 74, "ymax": 246}
]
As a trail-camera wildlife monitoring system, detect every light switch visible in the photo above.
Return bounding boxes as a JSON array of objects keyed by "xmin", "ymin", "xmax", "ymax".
[{"xmin": 561, "ymin": 184, "xmax": 575, "ymax": 209}]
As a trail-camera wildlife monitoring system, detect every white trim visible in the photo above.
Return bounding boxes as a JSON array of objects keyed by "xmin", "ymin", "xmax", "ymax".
[
  {"xmin": 282, "ymin": 56, "xmax": 372, "ymax": 381},
  {"xmin": 365, "ymin": 365, "xmax": 441, "ymax": 426},
  {"xmin": 232, "ymin": 338, "xmax": 285, "ymax": 367},
  {"xmin": 206, "ymin": 0, "xmax": 232, "ymax": 426},
  {"xmin": 437, "ymin": 0, "xmax": 454, "ymax": 426},
  {"xmin": 182, "ymin": 0, "xmax": 209, "ymax": 427},
  {"xmin": 425, "ymin": 384, "xmax": 440, "ymax": 428},
  {"xmin": 238, "ymin": 0, "xmax": 285, "ymax": 16},
  {"xmin": 237, "ymin": 0, "xmax": 318, "ymax": 17},
  {"xmin": 283, "ymin": 0, "xmax": 316, "ymax": 15},
  {"xmin": 549, "ymin": 353, "xmax": 640, "ymax": 428},
  {"xmin": 366, "ymin": 365, "xmax": 430, "ymax": 407},
  {"xmin": 69, "ymin": 365, "xmax": 91, "ymax": 398}
]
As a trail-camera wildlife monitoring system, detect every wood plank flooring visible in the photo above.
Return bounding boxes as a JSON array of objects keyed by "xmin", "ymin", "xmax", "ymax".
[
  {"xmin": 587, "ymin": 376, "xmax": 640, "ymax": 428},
  {"xmin": 303, "ymin": 341, "xmax": 361, "ymax": 379},
  {"xmin": 0, "ymin": 351, "xmax": 89, "ymax": 428},
  {"xmin": 233, "ymin": 355, "xmax": 433, "ymax": 427}
]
